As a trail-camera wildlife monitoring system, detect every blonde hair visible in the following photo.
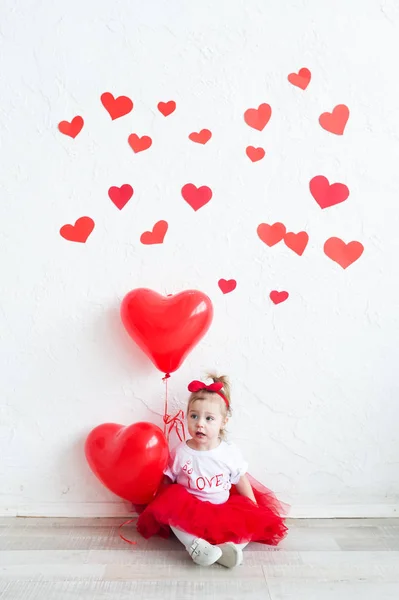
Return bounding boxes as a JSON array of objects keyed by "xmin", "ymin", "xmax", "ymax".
[{"xmin": 187, "ymin": 373, "xmax": 232, "ymax": 439}]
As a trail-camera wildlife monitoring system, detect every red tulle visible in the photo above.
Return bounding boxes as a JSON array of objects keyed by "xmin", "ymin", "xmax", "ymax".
[{"xmin": 137, "ymin": 476, "xmax": 288, "ymax": 546}]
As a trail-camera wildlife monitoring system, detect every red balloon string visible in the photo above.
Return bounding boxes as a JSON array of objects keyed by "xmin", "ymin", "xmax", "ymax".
[
  {"xmin": 164, "ymin": 409, "xmax": 186, "ymax": 442},
  {"xmin": 119, "ymin": 374, "xmax": 186, "ymax": 549},
  {"xmin": 162, "ymin": 372, "xmax": 170, "ymax": 436},
  {"xmin": 118, "ymin": 517, "xmax": 138, "ymax": 545},
  {"xmin": 162, "ymin": 373, "xmax": 186, "ymax": 442}
]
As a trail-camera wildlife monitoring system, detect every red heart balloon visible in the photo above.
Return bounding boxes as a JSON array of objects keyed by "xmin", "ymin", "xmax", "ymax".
[
  {"xmin": 120, "ymin": 288, "xmax": 213, "ymax": 374},
  {"xmin": 85, "ymin": 421, "xmax": 169, "ymax": 504}
]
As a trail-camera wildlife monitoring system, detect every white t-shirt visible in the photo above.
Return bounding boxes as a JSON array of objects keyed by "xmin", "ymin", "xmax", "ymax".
[{"xmin": 164, "ymin": 440, "xmax": 248, "ymax": 505}]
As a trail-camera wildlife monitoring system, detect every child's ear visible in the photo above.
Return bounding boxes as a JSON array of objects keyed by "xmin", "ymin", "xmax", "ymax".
[{"xmin": 222, "ymin": 417, "xmax": 229, "ymax": 429}]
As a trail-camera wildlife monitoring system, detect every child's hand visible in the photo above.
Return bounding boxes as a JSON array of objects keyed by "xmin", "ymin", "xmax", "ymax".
[
  {"xmin": 155, "ymin": 475, "xmax": 172, "ymax": 497},
  {"xmin": 235, "ymin": 475, "xmax": 257, "ymax": 504}
]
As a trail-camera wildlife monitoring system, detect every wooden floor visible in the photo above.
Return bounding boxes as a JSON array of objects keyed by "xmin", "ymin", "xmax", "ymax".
[{"xmin": 0, "ymin": 517, "xmax": 398, "ymax": 599}]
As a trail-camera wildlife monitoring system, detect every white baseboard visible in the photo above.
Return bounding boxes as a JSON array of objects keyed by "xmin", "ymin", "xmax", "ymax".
[
  {"xmin": 0, "ymin": 502, "xmax": 398, "ymax": 519},
  {"xmin": 288, "ymin": 504, "xmax": 399, "ymax": 518},
  {"xmin": 0, "ymin": 503, "xmax": 132, "ymax": 518}
]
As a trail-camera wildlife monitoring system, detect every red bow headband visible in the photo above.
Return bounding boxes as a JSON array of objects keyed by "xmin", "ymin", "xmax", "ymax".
[{"xmin": 188, "ymin": 380, "xmax": 229, "ymax": 407}]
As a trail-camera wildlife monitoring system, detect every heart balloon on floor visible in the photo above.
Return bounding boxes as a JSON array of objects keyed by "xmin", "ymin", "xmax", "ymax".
[
  {"xmin": 85, "ymin": 421, "xmax": 169, "ymax": 504},
  {"xmin": 120, "ymin": 288, "xmax": 214, "ymax": 374}
]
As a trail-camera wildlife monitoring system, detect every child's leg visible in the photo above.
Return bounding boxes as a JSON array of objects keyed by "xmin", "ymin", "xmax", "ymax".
[
  {"xmin": 170, "ymin": 526, "xmax": 222, "ymax": 567},
  {"xmin": 170, "ymin": 525, "xmax": 196, "ymax": 548}
]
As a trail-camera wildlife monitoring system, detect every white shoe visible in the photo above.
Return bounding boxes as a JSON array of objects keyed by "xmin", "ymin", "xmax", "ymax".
[
  {"xmin": 187, "ymin": 538, "xmax": 223, "ymax": 566},
  {"xmin": 216, "ymin": 542, "xmax": 243, "ymax": 568}
]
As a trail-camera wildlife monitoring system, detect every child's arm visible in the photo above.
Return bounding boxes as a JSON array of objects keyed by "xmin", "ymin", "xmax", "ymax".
[
  {"xmin": 235, "ymin": 474, "xmax": 257, "ymax": 504},
  {"xmin": 157, "ymin": 475, "xmax": 173, "ymax": 493}
]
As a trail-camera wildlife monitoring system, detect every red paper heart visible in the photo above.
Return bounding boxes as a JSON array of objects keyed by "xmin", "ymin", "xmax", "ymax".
[
  {"xmin": 218, "ymin": 279, "xmax": 237, "ymax": 294},
  {"xmin": 324, "ymin": 237, "xmax": 364, "ymax": 269},
  {"xmin": 244, "ymin": 103, "xmax": 272, "ymax": 131},
  {"xmin": 140, "ymin": 220, "xmax": 168, "ymax": 245},
  {"xmin": 189, "ymin": 129, "xmax": 212, "ymax": 144},
  {"xmin": 58, "ymin": 116, "xmax": 84, "ymax": 138},
  {"xmin": 270, "ymin": 290, "xmax": 289, "ymax": 304},
  {"xmin": 158, "ymin": 100, "xmax": 176, "ymax": 116},
  {"xmin": 288, "ymin": 68, "xmax": 311, "ymax": 90},
  {"xmin": 181, "ymin": 184, "xmax": 213, "ymax": 211},
  {"xmin": 284, "ymin": 231, "xmax": 309, "ymax": 256},
  {"xmin": 309, "ymin": 176, "xmax": 349, "ymax": 209},
  {"xmin": 246, "ymin": 146, "xmax": 265, "ymax": 162},
  {"xmin": 319, "ymin": 104, "xmax": 349, "ymax": 135},
  {"xmin": 101, "ymin": 92, "xmax": 133, "ymax": 120},
  {"xmin": 128, "ymin": 134, "xmax": 152, "ymax": 153},
  {"xmin": 85, "ymin": 421, "xmax": 169, "ymax": 504},
  {"xmin": 257, "ymin": 222, "xmax": 286, "ymax": 246},
  {"xmin": 108, "ymin": 184, "xmax": 134, "ymax": 210},
  {"xmin": 121, "ymin": 288, "xmax": 213, "ymax": 374},
  {"xmin": 60, "ymin": 217, "xmax": 94, "ymax": 243}
]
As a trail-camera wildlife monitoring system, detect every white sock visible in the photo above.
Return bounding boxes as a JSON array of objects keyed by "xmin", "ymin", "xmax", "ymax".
[{"xmin": 170, "ymin": 525, "xmax": 196, "ymax": 548}]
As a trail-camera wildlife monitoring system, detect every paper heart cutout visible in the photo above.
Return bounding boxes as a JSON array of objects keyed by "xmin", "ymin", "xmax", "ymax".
[
  {"xmin": 324, "ymin": 237, "xmax": 364, "ymax": 269},
  {"xmin": 108, "ymin": 184, "xmax": 134, "ymax": 210},
  {"xmin": 270, "ymin": 291, "xmax": 289, "ymax": 305},
  {"xmin": 284, "ymin": 231, "xmax": 309, "ymax": 256},
  {"xmin": 189, "ymin": 129, "xmax": 212, "ymax": 144},
  {"xmin": 288, "ymin": 68, "xmax": 311, "ymax": 90},
  {"xmin": 181, "ymin": 184, "xmax": 213, "ymax": 211},
  {"xmin": 158, "ymin": 101, "xmax": 176, "ymax": 116},
  {"xmin": 246, "ymin": 146, "xmax": 265, "ymax": 162},
  {"xmin": 218, "ymin": 279, "xmax": 237, "ymax": 294},
  {"xmin": 140, "ymin": 220, "xmax": 168, "ymax": 245},
  {"xmin": 309, "ymin": 176, "xmax": 349, "ymax": 209},
  {"xmin": 60, "ymin": 217, "xmax": 94, "ymax": 243},
  {"xmin": 85, "ymin": 421, "xmax": 169, "ymax": 504},
  {"xmin": 257, "ymin": 222, "xmax": 286, "ymax": 247},
  {"xmin": 128, "ymin": 134, "xmax": 152, "ymax": 153},
  {"xmin": 319, "ymin": 105, "xmax": 350, "ymax": 135},
  {"xmin": 244, "ymin": 103, "xmax": 272, "ymax": 131},
  {"xmin": 58, "ymin": 116, "xmax": 84, "ymax": 138},
  {"xmin": 101, "ymin": 92, "xmax": 133, "ymax": 120}
]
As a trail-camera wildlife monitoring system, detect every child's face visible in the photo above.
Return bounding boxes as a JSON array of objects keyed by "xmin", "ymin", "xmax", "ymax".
[{"xmin": 187, "ymin": 394, "xmax": 227, "ymax": 450}]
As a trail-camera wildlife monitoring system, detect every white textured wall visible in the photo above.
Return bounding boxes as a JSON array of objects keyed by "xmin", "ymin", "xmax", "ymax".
[{"xmin": 1, "ymin": 0, "xmax": 399, "ymax": 517}]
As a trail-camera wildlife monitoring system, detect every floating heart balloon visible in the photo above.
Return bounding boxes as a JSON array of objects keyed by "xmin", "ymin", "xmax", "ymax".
[
  {"xmin": 120, "ymin": 288, "xmax": 213, "ymax": 374},
  {"xmin": 85, "ymin": 421, "xmax": 169, "ymax": 504}
]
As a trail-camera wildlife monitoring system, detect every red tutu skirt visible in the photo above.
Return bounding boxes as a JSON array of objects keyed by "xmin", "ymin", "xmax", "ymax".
[{"xmin": 137, "ymin": 474, "xmax": 288, "ymax": 546}]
